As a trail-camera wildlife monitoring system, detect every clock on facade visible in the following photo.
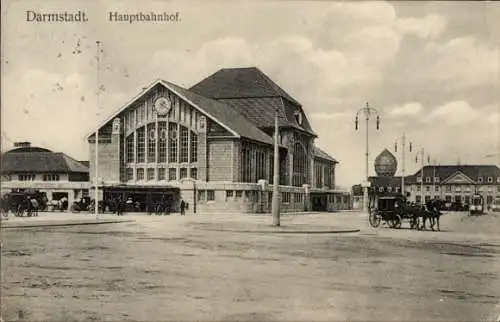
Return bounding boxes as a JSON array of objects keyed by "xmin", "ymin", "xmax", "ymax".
[{"xmin": 154, "ymin": 97, "xmax": 171, "ymax": 116}]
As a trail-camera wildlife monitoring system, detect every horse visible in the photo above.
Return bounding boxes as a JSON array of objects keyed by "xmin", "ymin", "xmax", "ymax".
[
  {"xmin": 425, "ymin": 199, "xmax": 443, "ymax": 231},
  {"xmin": 402, "ymin": 202, "xmax": 434, "ymax": 231},
  {"xmin": 29, "ymin": 198, "xmax": 39, "ymax": 217},
  {"xmin": 17, "ymin": 198, "xmax": 32, "ymax": 217}
]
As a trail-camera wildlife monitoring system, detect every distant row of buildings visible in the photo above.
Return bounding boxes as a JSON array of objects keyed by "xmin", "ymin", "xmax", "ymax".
[{"xmin": 352, "ymin": 149, "xmax": 500, "ymax": 208}]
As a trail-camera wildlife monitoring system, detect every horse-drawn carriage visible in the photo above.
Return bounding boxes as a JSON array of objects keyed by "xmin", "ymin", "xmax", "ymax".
[
  {"xmin": 70, "ymin": 197, "xmax": 91, "ymax": 213},
  {"xmin": 368, "ymin": 193, "xmax": 443, "ymax": 231},
  {"xmin": 87, "ymin": 199, "xmax": 118, "ymax": 214},
  {"xmin": 0, "ymin": 191, "xmax": 46, "ymax": 217}
]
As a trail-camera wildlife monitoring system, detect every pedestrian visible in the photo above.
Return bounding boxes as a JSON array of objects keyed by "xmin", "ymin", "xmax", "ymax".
[
  {"xmin": 180, "ymin": 199, "xmax": 186, "ymax": 216},
  {"xmin": 115, "ymin": 197, "xmax": 123, "ymax": 216}
]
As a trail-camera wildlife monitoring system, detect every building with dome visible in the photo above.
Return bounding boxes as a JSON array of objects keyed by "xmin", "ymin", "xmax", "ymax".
[
  {"xmin": 0, "ymin": 142, "xmax": 90, "ymax": 205},
  {"xmin": 86, "ymin": 67, "xmax": 350, "ymax": 213},
  {"xmin": 374, "ymin": 148, "xmax": 398, "ymax": 177},
  {"xmin": 352, "ymin": 148, "xmax": 500, "ymax": 209}
]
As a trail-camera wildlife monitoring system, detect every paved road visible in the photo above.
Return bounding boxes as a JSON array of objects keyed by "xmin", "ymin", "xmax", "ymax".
[{"xmin": 1, "ymin": 210, "xmax": 499, "ymax": 321}]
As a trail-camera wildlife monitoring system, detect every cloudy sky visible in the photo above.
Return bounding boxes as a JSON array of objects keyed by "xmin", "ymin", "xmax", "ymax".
[{"xmin": 2, "ymin": 0, "xmax": 499, "ymax": 187}]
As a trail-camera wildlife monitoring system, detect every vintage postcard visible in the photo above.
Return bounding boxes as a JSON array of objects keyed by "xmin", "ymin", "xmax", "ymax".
[{"xmin": 1, "ymin": 0, "xmax": 499, "ymax": 321}]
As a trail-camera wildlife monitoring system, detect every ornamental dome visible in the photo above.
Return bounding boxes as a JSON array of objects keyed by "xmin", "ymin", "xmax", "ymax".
[{"xmin": 374, "ymin": 148, "xmax": 398, "ymax": 177}]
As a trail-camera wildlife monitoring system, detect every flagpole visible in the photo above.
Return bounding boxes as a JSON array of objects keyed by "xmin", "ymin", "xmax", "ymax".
[{"xmin": 95, "ymin": 40, "xmax": 101, "ymax": 219}]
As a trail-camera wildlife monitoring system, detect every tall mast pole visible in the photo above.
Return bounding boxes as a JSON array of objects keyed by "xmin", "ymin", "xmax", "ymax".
[
  {"xmin": 95, "ymin": 40, "xmax": 101, "ymax": 219},
  {"xmin": 402, "ymin": 132, "xmax": 406, "ymax": 198},
  {"xmin": 365, "ymin": 103, "xmax": 369, "ymax": 191},
  {"xmin": 272, "ymin": 107, "xmax": 280, "ymax": 226},
  {"xmin": 420, "ymin": 148, "xmax": 424, "ymax": 205},
  {"xmin": 354, "ymin": 102, "xmax": 380, "ymax": 213}
]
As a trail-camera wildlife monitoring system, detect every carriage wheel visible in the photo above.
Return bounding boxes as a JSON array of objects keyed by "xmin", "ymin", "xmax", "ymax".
[{"xmin": 369, "ymin": 212, "xmax": 382, "ymax": 228}]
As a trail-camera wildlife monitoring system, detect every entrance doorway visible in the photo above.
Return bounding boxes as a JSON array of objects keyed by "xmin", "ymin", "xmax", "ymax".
[
  {"xmin": 102, "ymin": 186, "xmax": 180, "ymax": 213},
  {"xmin": 311, "ymin": 194, "xmax": 327, "ymax": 211}
]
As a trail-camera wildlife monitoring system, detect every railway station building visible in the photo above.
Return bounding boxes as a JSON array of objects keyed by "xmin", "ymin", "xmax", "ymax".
[{"xmin": 87, "ymin": 67, "xmax": 349, "ymax": 214}]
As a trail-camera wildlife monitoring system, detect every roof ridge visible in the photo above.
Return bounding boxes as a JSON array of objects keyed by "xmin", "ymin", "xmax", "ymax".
[{"xmin": 161, "ymin": 80, "xmax": 275, "ymax": 146}]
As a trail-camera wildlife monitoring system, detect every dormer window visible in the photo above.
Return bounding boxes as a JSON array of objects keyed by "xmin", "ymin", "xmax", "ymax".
[
  {"xmin": 434, "ymin": 177, "xmax": 440, "ymax": 183},
  {"xmin": 387, "ymin": 186, "xmax": 393, "ymax": 192},
  {"xmin": 478, "ymin": 177, "xmax": 483, "ymax": 183},
  {"xmin": 425, "ymin": 177, "xmax": 431, "ymax": 183},
  {"xmin": 379, "ymin": 187, "xmax": 384, "ymax": 192},
  {"xmin": 487, "ymin": 177, "xmax": 493, "ymax": 183},
  {"xmin": 295, "ymin": 111, "xmax": 303, "ymax": 125}
]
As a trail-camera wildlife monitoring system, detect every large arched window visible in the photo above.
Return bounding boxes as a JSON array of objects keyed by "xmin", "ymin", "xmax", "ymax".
[
  {"xmin": 292, "ymin": 142, "xmax": 308, "ymax": 186},
  {"xmin": 168, "ymin": 122, "xmax": 177, "ymax": 163},
  {"xmin": 124, "ymin": 120, "xmax": 199, "ymax": 182},
  {"xmin": 136, "ymin": 127, "xmax": 145, "ymax": 163}
]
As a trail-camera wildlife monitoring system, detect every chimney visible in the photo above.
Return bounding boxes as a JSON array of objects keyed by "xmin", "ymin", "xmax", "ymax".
[{"xmin": 14, "ymin": 142, "xmax": 31, "ymax": 148}]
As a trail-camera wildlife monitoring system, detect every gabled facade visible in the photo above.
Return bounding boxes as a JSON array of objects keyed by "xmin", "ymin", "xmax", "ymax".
[
  {"xmin": 87, "ymin": 68, "xmax": 345, "ymax": 213},
  {"xmin": 405, "ymin": 165, "xmax": 500, "ymax": 205},
  {"xmin": 366, "ymin": 164, "xmax": 500, "ymax": 206}
]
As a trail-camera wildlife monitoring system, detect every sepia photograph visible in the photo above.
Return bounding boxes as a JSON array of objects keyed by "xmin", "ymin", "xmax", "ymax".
[{"xmin": 1, "ymin": 0, "xmax": 499, "ymax": 321}]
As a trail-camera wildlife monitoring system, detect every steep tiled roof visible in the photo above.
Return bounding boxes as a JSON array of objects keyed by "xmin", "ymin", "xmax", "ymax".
[
  {"xmin": 1, "ymin": 150, "xmax": 89, "ymax": 174},
  {"xmin": 190, "ymin": 67, "xmax": 316, "ymax": 136},
  {"xmin": 313, "ymin": 146, "xmax": 338, "ymax": 163},
  {"xmin": 406, "ymin": 165, "xmax": 500, "ymax": 184},
  {"xmin": 162, "ymin": 80, "xmax": 275, "ymax": 146},
  {"xmin": 190, "ymin": 67, "xmax": 301, "ymax": 106}
]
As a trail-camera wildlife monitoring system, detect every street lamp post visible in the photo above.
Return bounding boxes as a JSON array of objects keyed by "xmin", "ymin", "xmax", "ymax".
[
  {"xmin": 394, "ymin": 133, "xmax": 413, "ymax": 199},
  {"xmin": 415, "ymin": 148, "xmax": 431, "ymax": 205},
  {"xmin": 272, "ymin": 106, "xmax": 280, "ymax": 226},
  {"xmin": 94, "ymin": 40, "xmax": 101, "ymax": 219},
  {"xmin": 355, "ymin": 102, "xmax": 380, "ymax": 213}
]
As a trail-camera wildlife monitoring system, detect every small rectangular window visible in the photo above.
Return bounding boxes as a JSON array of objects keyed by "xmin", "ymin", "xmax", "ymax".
[
  {"xmin": 207, "ymin": 190, "xmax": 215, "ymax": 201},
  {"xmin": 168, "ymin": 168, "xmax": 177, "ymax": 181},
  {"xmin": 180, "ymin": 168, "xmax": 188, "ymax": 179},
  {"xmin": 226, "ymin": 190, "xmax": 233, "ymax": 199},
  {"xmin": 136, "ymin": 168, "xmax": 145, "ymax": 180},
  {"xmin": 198, "ymin": 190, "xmax": 205, "ymax": 201},
  {"xmin": 147, "ymin": 168, "xmax": 155, "ymax": 180},
  {"xmin": 190, "ymin": 168, "xmax": 197, "ymax": 180},
  {"xmin": 158, "ymin": 168, "xmax": 166, "ymax": 180},
  {"xmin": 235, "ymin": 190, "xmax": 242, "ymax": 198}
]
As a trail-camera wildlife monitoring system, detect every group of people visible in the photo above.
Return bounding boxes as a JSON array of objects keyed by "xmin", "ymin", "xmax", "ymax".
[{"xmin": 110, "ymin": 196, "xmax": 188, "ymax": 216}]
